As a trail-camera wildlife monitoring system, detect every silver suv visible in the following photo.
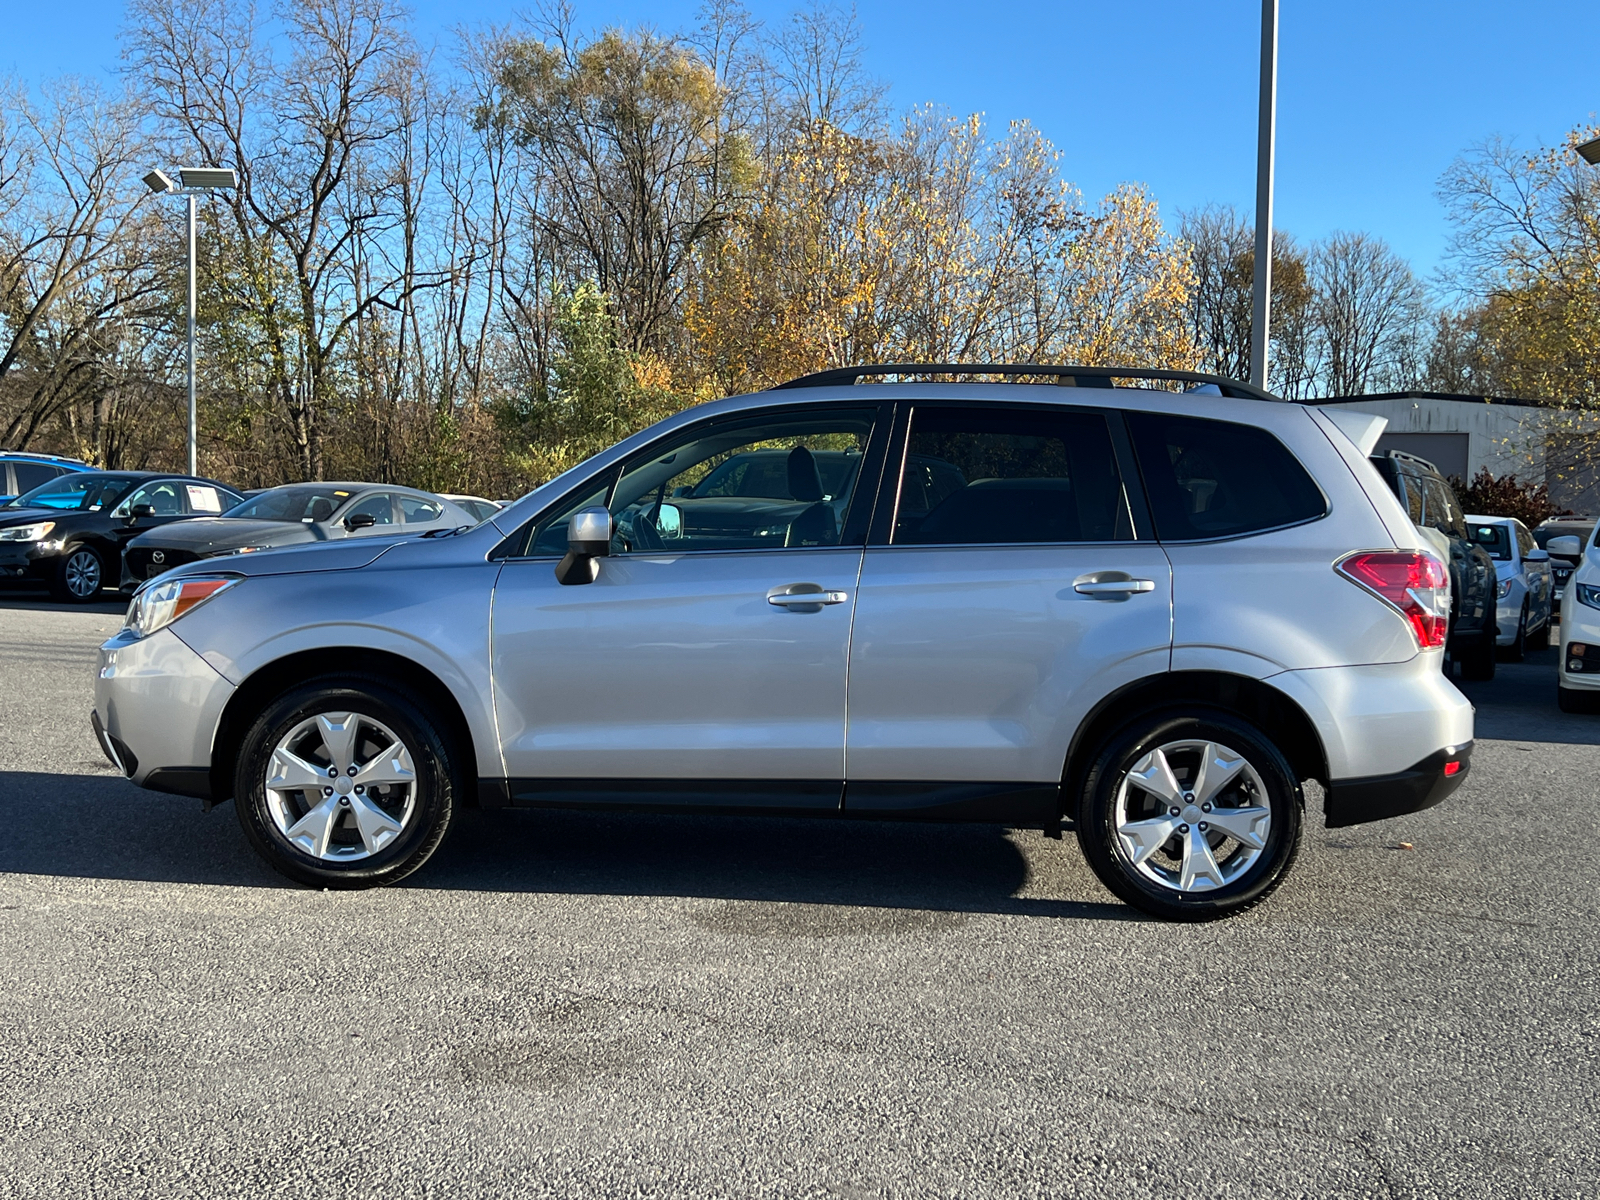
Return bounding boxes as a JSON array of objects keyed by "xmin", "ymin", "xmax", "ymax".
[{"xmin": 91, "ymin": 366, "xmax": 1473, "ymax": 920}]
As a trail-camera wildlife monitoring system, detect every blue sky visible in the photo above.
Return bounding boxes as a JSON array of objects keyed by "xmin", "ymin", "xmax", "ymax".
[{"xmin": 8, "ymin": 0, "xmax": 1596, "ymax": 280}]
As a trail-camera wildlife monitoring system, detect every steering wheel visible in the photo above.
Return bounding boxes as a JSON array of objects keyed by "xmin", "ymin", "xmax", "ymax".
[{"xmin": 625, "ymin": 504, "xmax": 666, "ymax": 553}]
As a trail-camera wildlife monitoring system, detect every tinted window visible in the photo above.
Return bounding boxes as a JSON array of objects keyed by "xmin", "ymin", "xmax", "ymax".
[
  {"xmin": 115, "ymin": 480, "xmax": 190, "ymax": 516},
  {"xmin": 12, "ymin": 463, "xmax": 60, "ymax": 493},
  {"xmin": 893, "ymin": 406, "xmax": 1130, "ymax": 545},
  {"xmin": 1127, "ymin": 413, "xmax": 1325, "ymax": 540},
  {"xmin": 1422, "ymin": 477, "xmax": 1464, "ymax": 538},
  {"xmin": 1400, "ymin": 475, "xmax": 1424, "ymax": 524},
  {"xmin": 1468, "ymin": 523, "xmax": 1511, "ymax": 560}
]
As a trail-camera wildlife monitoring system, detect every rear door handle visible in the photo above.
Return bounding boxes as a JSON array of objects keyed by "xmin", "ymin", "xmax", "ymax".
[
  {"xmin": 1073, "ymin": 575, "xmax": 1157, "ymax": 598},
  {"xmin": 768, "ymin": 583, "xmax": 849, "ymax": 610}
]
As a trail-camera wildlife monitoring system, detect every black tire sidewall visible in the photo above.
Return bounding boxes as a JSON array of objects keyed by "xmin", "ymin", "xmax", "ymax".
[
  {"xmin": 1076, "ymin": 710, "xmax": 1303, "ymax": 921},
  {"xmin": 234, "ymin": 678, "xmax": 457, "ymax": 888}
]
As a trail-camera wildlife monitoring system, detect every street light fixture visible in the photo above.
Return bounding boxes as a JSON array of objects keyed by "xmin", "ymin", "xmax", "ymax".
[
  {"xmin": 1578, "ymin": 136, "xmax": 1600, "ymax": 166},
  {"xmin": 143, "ymin": 165, "xmax": 238, "ymax": 476}
]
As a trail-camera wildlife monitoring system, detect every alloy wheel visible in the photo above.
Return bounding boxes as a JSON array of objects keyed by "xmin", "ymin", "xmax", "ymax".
[
  {"xmin": 63, "ymin": 549, "xmax": 101, "ymax": 598},
  {"xmin": 263, "ymin": 711, "xmax": 419, "ymax": 861},
  {"xmin": 1112, "ymin": 739, "xmax": 1272, "ymax": 893}
]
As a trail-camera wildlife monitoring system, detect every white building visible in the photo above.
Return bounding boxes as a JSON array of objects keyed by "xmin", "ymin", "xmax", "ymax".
[{"xmin": 1317, "ymin": 391, "xmax": 1598, "ymax": 514}]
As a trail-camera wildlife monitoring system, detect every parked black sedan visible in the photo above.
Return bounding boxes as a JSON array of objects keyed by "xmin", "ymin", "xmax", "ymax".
[
  {"xmin": 0, "ymin": 471, "xmax": 244, "ymax": 601},
  {"xmin": 122, "ymin": 482, "xmax": 477, "ymax": 583}
]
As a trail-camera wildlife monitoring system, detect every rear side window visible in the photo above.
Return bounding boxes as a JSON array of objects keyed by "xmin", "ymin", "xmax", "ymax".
[
  {"xmin": 1399, "ymin": 475, "xmax": 1424, "ymax": 524},
  {"xmin": 12, "ymin": 463, "xmax": 61, "ymax": 493},
  {"xmin": 1127, "ymin": 412, "xmax": 1326, "ymax": 541},
  {"xmin": 892, "ymin": 405, "xmax": 1132, "ymax": 544},
  {"xmin": 1422, "ymin": 477, "xmax": 1464, "ymax": 538}
]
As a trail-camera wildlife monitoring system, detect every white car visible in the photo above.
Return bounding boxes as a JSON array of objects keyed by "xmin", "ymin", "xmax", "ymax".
[
  {"xmin": 1465, "ymin": 514, "xmax": 1553, "ymax": 661},
  {"xmin": 92, "ymin": 365, "xmax": 1474, "ymax": 921},
  {"xmin": 1551, "ymin": 525, "xmax": 1600, "ymax": 711}
]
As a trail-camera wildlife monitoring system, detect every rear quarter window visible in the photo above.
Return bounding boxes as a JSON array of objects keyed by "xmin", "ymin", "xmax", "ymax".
[{"xmin": 1126, "ymin": 412, "xmax": 1326, "ymax": 541}]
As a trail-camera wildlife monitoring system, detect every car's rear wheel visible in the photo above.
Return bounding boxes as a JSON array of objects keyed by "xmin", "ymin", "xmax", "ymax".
[
  {"xmin": 1075, "ymin": 711, "xmax": 1303, "ymax": 921},
  {"xmin": 233, "ymin": 677, "xmax": 458, "ymax": 888},
  {"xmin": 50, "ymin": 545, "xmax": 106, "ymax": 602}
]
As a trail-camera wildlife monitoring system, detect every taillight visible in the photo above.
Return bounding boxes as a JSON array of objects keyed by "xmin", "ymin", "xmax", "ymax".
[{"xmin": 1336, "ymin": 551, "xmax": 1450, "ymax": 649}]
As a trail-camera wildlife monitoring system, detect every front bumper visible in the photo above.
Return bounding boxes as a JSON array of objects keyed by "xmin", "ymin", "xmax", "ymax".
[
  {"xmin": 94, "ymin": 625, "xmax": 235, "ymax": 796},
  {"xmin": 0, "ymin": 541, "xmax": 57, "ymax": 582},
  {"xmin": 1324, "ymin": 742, "xmax": 1473, "ymax": 828}
]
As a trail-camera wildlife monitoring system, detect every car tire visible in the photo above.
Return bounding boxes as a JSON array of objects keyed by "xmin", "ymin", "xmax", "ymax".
[
  {"xmin": 1460, "ymin": 613, "xmax": 1497, "ymax": 681},
  {"xmin": 233, "ymin": 676, "xmax": 459, "ymax": 889},
  {"xmin": 1074, "ymin": 710, "xmax": 1303, "ymax": 922},
  {"xmin": 1557, "ymin": 684, "xmax": 1600, "ymax": 714},
  {"xmin": 49, "ymin": 544, "xmax": 107, "ymax": 602},
  {"xmin": 1498, "ymin": 603, "xmax": 1528, "ymax": 663}
]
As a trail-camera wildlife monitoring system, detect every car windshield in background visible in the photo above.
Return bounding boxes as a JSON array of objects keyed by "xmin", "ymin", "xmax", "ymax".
[
  {"xmin": 3, "ymin": 474, "xmax": 135, "ymax": 511},
  {"xmin": 1468, "ymin": 523, "xmax": 1512, "ymax": 560},
  {"xmin": 690, "ymin": 451, "xmax": 859, "ymax": 500},
  {"xmin": 227, "ymin": 486, "xmax": 354, "ymax": 523}
]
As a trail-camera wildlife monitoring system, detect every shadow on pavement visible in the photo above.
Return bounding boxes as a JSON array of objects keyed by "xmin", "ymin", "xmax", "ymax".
[
  {"xmin": 0, "ymin": 586, "xmax": 128, "ymax": 615},
  {"xmin": 0, "ymin": 769, "xmax": 1133, "ymax": 921},
  {"xmin": 1452, "ymin": 639, "xmax": 1600, "ymax": 746}
]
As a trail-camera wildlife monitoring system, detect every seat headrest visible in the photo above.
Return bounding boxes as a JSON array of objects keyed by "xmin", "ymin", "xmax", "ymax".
[{"xmin": 787, "ymin": 446, "xmax": 825, "ymax": 503}]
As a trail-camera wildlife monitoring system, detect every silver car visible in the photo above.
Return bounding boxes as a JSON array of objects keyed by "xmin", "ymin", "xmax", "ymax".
[
  {"xmin": 92, "ymin": 366, "xmax": 1474, "ymax": 920},
  {"xmin": 1465, "ymin": 514, "xmax": 1553, "ymax": 661}
]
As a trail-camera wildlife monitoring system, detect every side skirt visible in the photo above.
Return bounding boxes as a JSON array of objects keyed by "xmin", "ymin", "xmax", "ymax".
[{"xmin": 490, "ymin": 778, "xmax": 1062, "ymax": 825}]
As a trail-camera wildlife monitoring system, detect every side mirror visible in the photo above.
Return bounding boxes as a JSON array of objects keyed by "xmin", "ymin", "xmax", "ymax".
[
  {"xmin": 671, "ymin": 485, "xmax": 693, "ymax": 498},
  {"xmin": 1525, "ymin": 547, "xmax": 1550, "ymax": 563},
  {"xmin": 344, "ymin": 512, "xmax": 378, "ymax": 532},
  {"xmin": 655, "ymin": 503, "xmax": 683, "ymax": 539},
  {"xmin": 1547, "ymin": 535, "xmax": 1582, "ymax": 558},
  {"xmin": 129, "ymin": 503, "xmax": 156, "ymax": 520},
  {"xmin": 555, "ymin": 507, "xmax": 613, "ymax": 585}
]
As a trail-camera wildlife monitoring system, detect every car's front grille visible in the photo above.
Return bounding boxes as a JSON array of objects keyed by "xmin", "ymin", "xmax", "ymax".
[{"xmin": 126, "ymin": 547, "xmax": 198, "ymax": 579}]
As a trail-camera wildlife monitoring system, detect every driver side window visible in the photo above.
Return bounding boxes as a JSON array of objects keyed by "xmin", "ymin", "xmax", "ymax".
[{"xmin": 607, "ymin": 408, "xmax": 878, "ymax": 554}]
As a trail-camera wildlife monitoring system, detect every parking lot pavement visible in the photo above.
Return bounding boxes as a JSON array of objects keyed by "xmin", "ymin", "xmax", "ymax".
[{"xmin": 0, "ymin": 599, "xmax": 1596, "ymax": 1200}]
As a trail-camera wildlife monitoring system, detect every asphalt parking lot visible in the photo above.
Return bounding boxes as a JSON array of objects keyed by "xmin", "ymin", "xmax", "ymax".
[{"xmin": 0, "ymin": 594, "xmax": 1596, "ymax": 1199}]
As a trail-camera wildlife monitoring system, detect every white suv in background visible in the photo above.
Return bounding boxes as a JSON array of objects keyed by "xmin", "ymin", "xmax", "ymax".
[
  {"xmin": 92, "ymin": 365, "xmax": 1474, "ymax": 921},
  {"xmin": 1552, "ymin": 524, "xmax": 1600, "ymax": 711}
]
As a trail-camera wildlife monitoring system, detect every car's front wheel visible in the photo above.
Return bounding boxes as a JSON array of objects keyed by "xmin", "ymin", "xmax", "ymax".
[
  {"xmin": 233, "ymin": 677, "xmax": 459, "ymax": 888},
  {"xmin": 51, "ymin": 545, "xmax": 106, "ymax": 602},
  {"xmin": 1075, "ymin": 711, "xmax": 1303, "ymax": 921}
]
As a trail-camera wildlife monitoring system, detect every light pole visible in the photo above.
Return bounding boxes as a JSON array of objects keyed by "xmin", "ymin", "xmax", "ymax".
[
  {"xmin": 1250, "ymin": 0, "xmax": 1279, "ymax": 391},
  {"xmin": 142, "ymin": 166, "xmax": 237, "ymax": 476}
]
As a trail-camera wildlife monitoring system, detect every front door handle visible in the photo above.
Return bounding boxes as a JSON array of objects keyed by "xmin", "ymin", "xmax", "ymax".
[
  {"xmin": 768, "ymin": 583, "xmax": 849, "ymax": 611},
  {"xmin": 1073, "ymin": 573, "xmax": 1157, "ymax": 598}
]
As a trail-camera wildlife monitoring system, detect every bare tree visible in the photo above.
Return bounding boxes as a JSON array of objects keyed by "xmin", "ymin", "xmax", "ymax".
[{"xmin": 1310, "ymin": 231, "xmax": 1428, "ymax": 395}]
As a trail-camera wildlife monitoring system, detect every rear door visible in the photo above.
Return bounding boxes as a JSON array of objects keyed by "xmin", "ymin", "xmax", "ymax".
[{"xmin": 843, "ymin": 401, "xmax": 1172, "ymax": 818}]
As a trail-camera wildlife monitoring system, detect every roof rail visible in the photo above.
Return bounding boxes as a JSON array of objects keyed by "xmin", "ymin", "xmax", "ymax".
[{"xmin": 771, "ymin": 363, "xmax": 1281, "ymax": 402}]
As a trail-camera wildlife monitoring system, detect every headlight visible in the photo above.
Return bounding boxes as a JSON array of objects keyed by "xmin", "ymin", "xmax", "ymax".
[
  {"xmin": 123, "ymin": 574, "xmax": 240, "ymax": 638},
  {"xmin": 0, "ymin": 521, "xmax": 55, "ymax": 542},
  {"xmin": 1497, "ymin": 578, "xmax": 1514, "ymax": 600},
  {"xmin": 1576, "ymin": 583, "xmax": 1600, "ymax": 611}
]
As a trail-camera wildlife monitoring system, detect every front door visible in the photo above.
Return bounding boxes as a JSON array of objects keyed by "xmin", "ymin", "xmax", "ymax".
[
  {"xmin": 491, "ymin": 404, "xmax": 885, "ymax": 807},
  {"xmin": 844, "ymin": 402, "xmax": 1173, "ymax": 816}
]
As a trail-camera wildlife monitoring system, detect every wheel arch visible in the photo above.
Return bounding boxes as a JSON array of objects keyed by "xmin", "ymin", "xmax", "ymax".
[
  {"xmin": 210, "ymin": 647, "xmax": 481, "ymax": 805},
  {"xmin": 1061, "ymin": 671, "xmax": 1330, "ymax": 810}
]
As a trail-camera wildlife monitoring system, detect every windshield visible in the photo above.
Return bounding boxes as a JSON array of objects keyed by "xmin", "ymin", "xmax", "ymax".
[
  {"xmin": 2, "ymin": 473, "xmax": 136, "ymax": 511},
  {"xmin": 690, "ymin": 451, "xmax": 860, "ymax": 500},
  {"xmin": 227, "ymin": 485, "xmax": 356, "ymax": 523},
  {"xmin": 1467, "ymin": 523, "xmax": 1512, "ymax": 560}
]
